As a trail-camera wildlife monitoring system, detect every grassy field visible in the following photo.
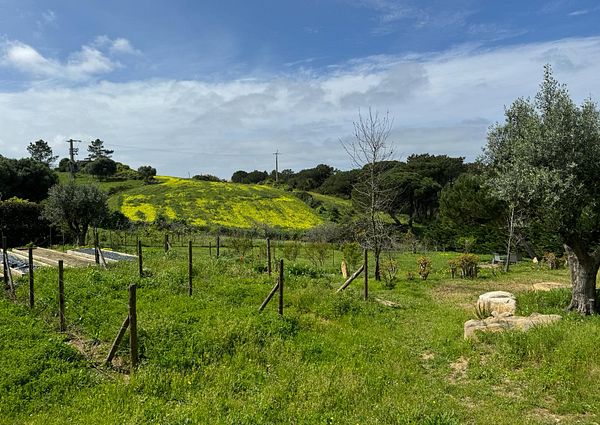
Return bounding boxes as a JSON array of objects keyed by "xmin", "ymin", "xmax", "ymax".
[{"xmin": 2, "ymin": 247, "xmax": 599, "ymax": 424}]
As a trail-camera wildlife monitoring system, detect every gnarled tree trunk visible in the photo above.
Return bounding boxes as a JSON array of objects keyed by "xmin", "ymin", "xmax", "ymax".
[{"xmin": 565, "ymin": 243, "xmax": 600, "ymax": 315}]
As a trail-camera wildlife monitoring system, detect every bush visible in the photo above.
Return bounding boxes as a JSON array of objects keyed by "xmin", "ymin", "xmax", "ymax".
[
  {"xmin": 282, "ymin": 240, "xmax": 301, "ymax": 261},
  {"xmin": 543, "ymin": 251, "xmax": 559, "ymax": 270},
  {"xmin": 342, "ymin": 242, "xmax": 362, "ymax": 271},
  {"xmin": 304, "ymin": 242, "xmax": 329, "ymax": 267},
  {"xmin": 382, "ymin": 257, "xmax": 398, "ymax": 289},
  {"xmin": 229, "ymin": 237, "xmax": 254, "ymax": 260},
  {"xmin": 456, "ymin": 253, "xmax": 479, "ymax": 278},
  {"xmin": 0, "ymin": 198, "xmax": 53, "ymax": 247},
  {"xmin": 417, "ymin": 256, "xmax": 432, "ymax": 280},
  {"xmin": 287, "ymin": 262, "xmax": 322, "ymax": 278}
]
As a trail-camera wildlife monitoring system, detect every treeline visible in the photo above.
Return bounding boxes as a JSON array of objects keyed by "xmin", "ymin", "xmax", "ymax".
[{"xmin": 230, "ymin": 154, "xmax": 561, "ymax": 256}]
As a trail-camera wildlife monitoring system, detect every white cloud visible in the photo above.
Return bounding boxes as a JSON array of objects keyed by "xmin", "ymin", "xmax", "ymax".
[
  {"xmin": 1, "ymin": 37, "xmax": 600, "ymax": 179},
  {"xmin": 0, "ymin": 40, "xmax": 119, "ymax": 81},
  {"xmin": 94, "ymin": 36, "xmax": 140, "ymax": 55}
]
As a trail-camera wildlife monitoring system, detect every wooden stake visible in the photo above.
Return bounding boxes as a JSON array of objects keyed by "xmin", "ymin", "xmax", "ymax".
[
  {"xmin": 188, "ymin": 240, "xmax": 193, "ymax": 296},
  {"xmin": 138, "ymin": 240, "xmax": 143, "ymax": 278},
  {"xmin": 209, "ymin": 242, "xmax": 212, "ymax": 257},
  {"xmin": 58, "ymin": 260, "xmax": 66, "ymax": 332},
  {"xmin": 105, "ymin": 315, "xmax": 130, "ymax": 364},
  {"xmin": 267, "ymin": 238, "xmax": 272, "ymax": 276},
  {"xmin": 216, "ymin": 236, "xmax": 220, "ymax": 258},
  {"xmin": 164, "ymin": 233, "xmax": 169, "ymax": 253},
  {"xmin": 364, "ymin": 249, "xmax": 368, "ymax": 300},
  {"xmin": 278, "ymin": 259, "xmax": 284, "ymax": 315},
  {"xmin": 2, "ymin": 236, "xmax": 8, "ymax": 291},
  {"xmin": 94, "ymin": 230, "xmax": 100, "ymax": 264},
  {"xmin": 259, "ymin": 281, "xmax": 280, "ymax": 312},
  {"xmin": 28, "ymin": 247, "xmax": 34, "ymax": 308},
  {"xmin": 336, "ymin": 264, "xmax": 365, "ymax": 293},
  {"xmin": 129, "ymin": 284, "xmax": 138, "ymax": 370}
]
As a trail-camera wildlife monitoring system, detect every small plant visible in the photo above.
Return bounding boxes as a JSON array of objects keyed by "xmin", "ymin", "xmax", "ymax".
[
  {"xmin": 456, "ymin": 236, "xmax": 476, "ymax": 253},
  {"xmin": 406, "ymin": 271, "xmax": 416, "ymax": 281},
  {"xmin": 282, "ymin": 240, "xmax": 301, "ymax": 261},
  {"xmin": 341, "ymin": 242, "xmax": 362, "ymax": 271},
  {"xmin": 287, "ymin": 262, "xmax": 322, "ymax": 278},
  {"xmin": 229, "ymin": 236, "xmax": 253, "ymax": 261},
  {"xmin": 404, "ymin": 230, "xmax": 418, "ymax": 253},
  {"xmin": 456, "ymin": 253, "xmax": 479, "ymax": 278},
  {"xmin": 447, "ymin": 258, "xmax": 458, "ymax": 278},
  {"xmin": 304, "ymin": 242, "xmax": 329, "ymax": 267},
  {"xmin": 382, "ymin": 257, "xmax": 399, "ymax": 289},
  {"xmin": 417, "ymin": 256, "xmax": 432, "ymax": 280},
  {"xmin": 543, "ymin": 251, "xmax": 558, "ymax": 270}
]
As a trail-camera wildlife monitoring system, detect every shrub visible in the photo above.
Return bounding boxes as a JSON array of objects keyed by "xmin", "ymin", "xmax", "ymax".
[
  {"xmin": 287, "ymin": 262, "xmax": 322, "ymax": 278},
  {"xmin": 456, "ymin": 253, "xmax": 479, "ymax": 278},
  {"xmin": 304, "ymin": 242, "xmax": 329, "ymax": 267},
  {"xmin": 543, "ymin": 252, "xmax": 559, "ymax": 270},
  {"xmin": 229, "ymin": 237, "xmax": 254, "ymax": 260},
  {"xmin": 447, "ymin": 258, "xmax": 458, "ymax": 278},
  {"xmin": 282, "ymin": 240, "xmax": 301, "ymax": 261},
  {"xmin": 417, "ymin": 256, "xmax": 432, "ymax": 280},
  {"xmin": 0, "ymin": 198, "xmax": 53, "ymax": 247},
  {"xmin": 342, "ymin": 242, "xmax": 362, "ymax": 271},
  {"xmin": 382, "ymin": 257, "xmax": 398, "ymax": 289}
]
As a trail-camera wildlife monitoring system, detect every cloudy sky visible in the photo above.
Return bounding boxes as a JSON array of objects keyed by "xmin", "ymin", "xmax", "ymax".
[{"xmin": 1, "ymin": 0, "xmax": 600, "ymax": 178}]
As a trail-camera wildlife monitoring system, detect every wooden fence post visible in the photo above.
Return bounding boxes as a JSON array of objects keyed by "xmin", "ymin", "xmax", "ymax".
[
  {"xmin": 364, "ymin": 249, "xmax": 368, "ymax": 300},
  {"xmin": 267, "ymin": 238, "xmax": 272, "ymax": 276},
  {"xmin": 94, "ymin": 230, "xmax": 100, "ymax": 265},
  {"xmin": 58, "ymin": 260, "xmax": 66, "ymax": 332},
  {"xmin": 188, "ymin": 240, "xmax": 193, "ymax": 296},
  {"xmin": 129, "ymin": 284, "xmax": 138, "ymax": 370},
  {"xmin": 164, "ymin": 233, "xmax": 169, "ymax": 253},
  {"xmin": 2, "ymin": 236, "xmax": 8, "ymax": 291},
  {"xmin": 216, "ymin": 236, "xmax": 220, "ymax": 259},
  {"xmin": 28, "ymin": 247, "xmax": 34, "ymax": 308},
  {"xmin": 138, "ymin": 240, "xmax": 143, "ymax": 278},
  {"xmin": 278, "ymin": 259, "xmax": 284, "ymax": 315},
  {"xmin": 105, "ymin": 315, "xmax": 129, "ymax": 364}
]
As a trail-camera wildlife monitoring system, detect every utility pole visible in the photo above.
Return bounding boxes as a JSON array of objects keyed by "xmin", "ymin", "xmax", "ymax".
[
  {"xmin": 66, "ymin": 139, "xmax": 81, "ymax": 180},
  {"xmin": 273, "ymin": 150, "xmax": 281, "ymax": 183}
]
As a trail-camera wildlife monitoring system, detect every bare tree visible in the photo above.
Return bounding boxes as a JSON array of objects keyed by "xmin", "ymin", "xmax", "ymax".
[{"xmin": 342, "ymin": 108, "xmax": 395, "ymax": 281}]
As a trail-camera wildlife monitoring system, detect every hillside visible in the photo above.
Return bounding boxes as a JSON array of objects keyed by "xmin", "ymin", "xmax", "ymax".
[{"xmin": 109, "ymin": 176, "xmax": 323, "ymax": 230}]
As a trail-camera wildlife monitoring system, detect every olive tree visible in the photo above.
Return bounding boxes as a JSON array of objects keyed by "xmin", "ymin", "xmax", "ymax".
[
  {"xmin": 483, "ymin": 65, "xmax": 600, "ymax": 314},
  {"xmin": 43, "ymin": 183, "xmax": 109, "ymax": 245}
]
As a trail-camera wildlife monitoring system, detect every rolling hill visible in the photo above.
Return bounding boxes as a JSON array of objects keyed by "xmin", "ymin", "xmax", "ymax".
[{"xmin": 109, "ymin": 176, "xmax": 324, "ymax": 230}]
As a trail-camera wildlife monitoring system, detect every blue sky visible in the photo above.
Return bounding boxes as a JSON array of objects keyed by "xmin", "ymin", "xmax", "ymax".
[{"xmin": 1, "ymin": 0, "xmax": 600, "ymax": 177}]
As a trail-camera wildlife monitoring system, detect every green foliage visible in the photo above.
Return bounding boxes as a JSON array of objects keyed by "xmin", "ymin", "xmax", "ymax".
[
  {"xmin": 304, "ymin": 241, "xmax": 329, "ymax": 267},
  {"xmin": 84, "ymin": 157, "xmax": 117, "ymax": 179},
  {"xmin": 42, "ymin": 182, "xmax": 109, "ymax": 245},
  {"xmin": 318, "ymin": 169, "xmax": 361, "ymax": 199},
  {"xmin": 0, "ymin": 156, "xmax": 58, "ymax": 202},
  {"xmin": 86, "ymin": 139, "xmax": 113, "ymax": 161},
  {"xmin": 455, "ymin": 253, "xmax": 479, "ymax": 278},
  {"xmin": 342, "ymin": 242, "xmax": 362, "ymax": 271},
  {"xmin": 282, "ymin": 240, "xmax": 301, "ymax": 261},
  {"xmin": 192, "ymin": 174, "xmax": 222, "ymax": 182},
  {"xmin": 27, "ymin": 139, "xmax": 58, "ymax": 166},
  {"xmin": 229, "ymin": 236, "xmax": 254, "ymax": 259},
  {"xmin": 0, "ymin": 198, "xmax": 52, "ymax": 247},
  {"xmin": 381, "ymin": 256, "xmax": 398, "ymax": 289},
  {"xmin": 137, "ymin": 165, "xmax": 157, "ymax": 184},
  {"xmin": 416, "ymin": 256, "xmax": 432, "ymax": 280},
  {"xmin": 231, "ymin": 169, "xmax": 268, "ymax": 184},
  {"xmin": 286, "ymin": 164, "xmax": 334, "ymax": 191}
]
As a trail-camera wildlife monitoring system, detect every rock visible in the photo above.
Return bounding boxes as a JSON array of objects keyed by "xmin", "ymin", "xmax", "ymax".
[
  {"xmin": 476, "ymin": 291, "xmax": 516, "ymax": 318},
  {"xmin": 464, "ymin": 313, "xmax": 562, "ymax": 340},
  {"xmin": 532, "ymin": 281, "xmax": 570, "ymax": 291}
]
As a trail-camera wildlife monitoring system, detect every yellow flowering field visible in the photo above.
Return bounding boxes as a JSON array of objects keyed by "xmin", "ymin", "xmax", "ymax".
[{"xmin": 112, "ymin": 176, "xmax": 322, "ymax": 230}]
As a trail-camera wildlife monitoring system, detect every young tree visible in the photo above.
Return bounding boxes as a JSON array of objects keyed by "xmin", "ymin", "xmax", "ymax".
[
  {"xmin": 42, "ymin": 183, "xmax": 109, "ymax": 245},
  {"xmin": 86, "ymin": 139, "xmax": 114, "ymax": 161},
  {"xmin": 137, "ymin": 165, "xmax": 157, "ymax": 184},
  {"xmin": 27, "ymin": 139, "xmax": 58, "ymax": 166},
  {"xmin": 85, "ymin": 157, "xmax": 117, "ymax": 180},
  {"xmin": 342, "ymin": 108, "xmax": 395, "ymax": 281},
  {"xmin": 483, "ymin": 65, "xmax": 600, "ymax": 314}
]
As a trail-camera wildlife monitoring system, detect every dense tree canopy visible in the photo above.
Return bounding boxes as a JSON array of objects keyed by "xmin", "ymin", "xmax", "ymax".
[
  {"xmin": 483, "ymin": 65, "xmax": 600, "ymax": 314},
  {"xmin": 0, "ymin": 156, "xmax": 58, "ymax": 202}
]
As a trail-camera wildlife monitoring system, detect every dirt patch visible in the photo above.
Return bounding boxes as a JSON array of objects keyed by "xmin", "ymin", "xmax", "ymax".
[
  {"xmin": 532, "ymin": 281, "xmax": 571, "ymax": 291},
  {"xmin": 529, "ymin": 408, "xmax": 598, "ymax": 424},
  {"xmin": 448, "ymin": 356, "xmax": 468, "ymax": 383}
]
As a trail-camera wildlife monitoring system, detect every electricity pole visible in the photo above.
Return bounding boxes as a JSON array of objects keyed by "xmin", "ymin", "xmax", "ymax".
[
  {"xmin": 273, "ymin": 150, "xmax": 281, "ymax": 183},
  {"xmin": 66, "ymin": 139, "xmax": 81, "ymax": 180}
]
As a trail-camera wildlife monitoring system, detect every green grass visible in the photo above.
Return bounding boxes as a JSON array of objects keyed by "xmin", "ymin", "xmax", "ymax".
[{"xmin": 2, "ymin": 249, "xmax": 599, "ymax": 424}]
